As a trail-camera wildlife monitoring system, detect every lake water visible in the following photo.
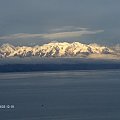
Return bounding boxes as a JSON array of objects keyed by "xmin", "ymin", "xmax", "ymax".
[{"xmin": 0, "ymin": 70, "xmax": 120, "ymax": 120}]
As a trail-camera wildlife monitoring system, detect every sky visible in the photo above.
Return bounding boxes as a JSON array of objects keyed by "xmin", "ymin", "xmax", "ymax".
[{"xmin": 0, "ymin": 0, "xmax": 120, "ymax": 46}]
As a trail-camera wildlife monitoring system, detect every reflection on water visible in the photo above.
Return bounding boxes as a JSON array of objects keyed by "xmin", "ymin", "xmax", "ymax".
[{"xmin": 0, "ymin": 70, "xmax": 120, "ymax": 120}]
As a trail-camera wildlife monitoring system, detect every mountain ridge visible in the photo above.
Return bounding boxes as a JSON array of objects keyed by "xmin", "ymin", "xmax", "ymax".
[{"xmin": 0, "ymin": 42, "xmax": 119, "ymax": 59}]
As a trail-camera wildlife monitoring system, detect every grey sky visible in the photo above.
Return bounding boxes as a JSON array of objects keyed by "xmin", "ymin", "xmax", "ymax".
[{"xmin": 0, "ymin": 0, "xmax": 120, "ymax": 46}]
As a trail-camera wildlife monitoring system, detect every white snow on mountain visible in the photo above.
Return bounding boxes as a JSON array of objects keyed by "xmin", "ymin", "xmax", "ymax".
[{"xmin": 0, "ymin": 42, "xmax": 119, "ymax": 59}]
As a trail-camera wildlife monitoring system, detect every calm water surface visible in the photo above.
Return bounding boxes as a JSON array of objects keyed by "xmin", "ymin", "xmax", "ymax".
[{"xmin": 0, "ymin": 70, "xmax": 120, "ymax": 120}]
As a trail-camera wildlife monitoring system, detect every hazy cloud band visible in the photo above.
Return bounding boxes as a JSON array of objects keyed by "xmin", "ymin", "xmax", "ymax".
[{"xmin": 0, "ymin": 29, "xmax": 104, "ymax": 40}]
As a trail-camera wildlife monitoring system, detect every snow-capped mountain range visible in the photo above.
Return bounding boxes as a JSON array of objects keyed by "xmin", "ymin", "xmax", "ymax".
[{"xmin": 0, "ymin": 42, "xmax": 120, "ymax": 59}]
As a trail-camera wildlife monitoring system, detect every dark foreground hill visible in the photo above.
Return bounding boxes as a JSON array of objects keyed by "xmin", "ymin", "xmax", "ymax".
[{"xmin": 0, "ymin": 58, "xmax": 120, "ymax": 72}]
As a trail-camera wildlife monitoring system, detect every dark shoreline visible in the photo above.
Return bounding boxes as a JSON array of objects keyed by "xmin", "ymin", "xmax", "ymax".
[
  {"xmin": 0, "ymin": 58, "xmax": 120, "ymax": 73},
  {"xmin": 0, "ymin": 63, "xmax": 120, "ymax": 73}
]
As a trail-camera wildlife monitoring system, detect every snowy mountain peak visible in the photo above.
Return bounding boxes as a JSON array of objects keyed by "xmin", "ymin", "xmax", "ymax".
[
  {"xmin": 1, "ymin": 43, "xmax": 15, "ymax": 50},
  {"xmin": 0, "ymin": 42, "xmax": 119, "ymax": 59}
]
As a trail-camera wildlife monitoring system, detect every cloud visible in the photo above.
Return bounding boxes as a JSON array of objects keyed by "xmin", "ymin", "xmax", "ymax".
[
  {"xmin": 0, "ymin": 33, "xmax": 43, "ymax": 39},
  {"xmin": 0, "ymin": 28, "xmax": 104, "ymax": 40},
  {"xmin": 42, "ymin": 30, "xmax": 103, "ymax": 39},
  {"xmin": 50, "ymin": 26, "xmax": 88, "ymax": 32}
]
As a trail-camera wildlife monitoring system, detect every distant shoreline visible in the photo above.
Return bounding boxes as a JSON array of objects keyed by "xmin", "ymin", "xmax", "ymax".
[
  {"xmin": 0, "ymin": 63, "xmax": 120, "ymax": 73},
  {"xmin": 0, "ymin": 57, "xmax": 120, "ymax": 73}
]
